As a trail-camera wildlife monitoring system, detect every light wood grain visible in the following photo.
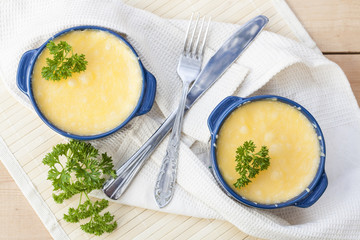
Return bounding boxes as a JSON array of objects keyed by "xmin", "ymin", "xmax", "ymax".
[
  {"xmin": 0, "ymin": 0, "xmax": 359, "ymax": 240},
  {"xmin": 325, "ymin": 54, "xmax": 360, "ymax": 105},
  {"xmin": 0, "ymin": 161, "xmax": 52, "ymax": 240},
  {"xmin": 287, "ymin": 0, "xmax": 360, "ymax": 52}
]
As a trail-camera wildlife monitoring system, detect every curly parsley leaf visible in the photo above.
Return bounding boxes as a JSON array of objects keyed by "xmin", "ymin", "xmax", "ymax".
[
  {"xmin": 42, "ymin": 140, "xmax": 117, "ymax": 236},
  {"xmin": 233, "ymin": 140, "xmax": 270, "ymax": 189},
  {"xmin": 41, "ymin": 40, "xmax": 88, "ymax": 81},
  {"xmin": 81, "ymin": 212, "xmax": 117, "ymax": 236}
]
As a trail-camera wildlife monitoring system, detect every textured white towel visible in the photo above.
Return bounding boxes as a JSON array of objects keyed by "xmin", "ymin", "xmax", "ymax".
[{"xmin": 1, "ymin": 1, "xmax": 360, "ymax": 239}]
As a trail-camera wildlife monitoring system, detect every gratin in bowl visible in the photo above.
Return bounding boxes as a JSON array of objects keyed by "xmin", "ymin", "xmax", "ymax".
[
  {"xmin": 208, "ymin": 95, "xmax": 328, "ymax": 209},
  {"xmin": 17, "ymin": 26, "xmax": 156, "ymax": 140}
]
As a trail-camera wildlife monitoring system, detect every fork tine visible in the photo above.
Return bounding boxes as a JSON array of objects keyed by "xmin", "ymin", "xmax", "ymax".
[
  {"xmin": 193, "ymin": 16, "xmax": 205, "ymax": 57},
  {"xmin": 198, "ymin": 16, "xmax": 211, "ymax": 58},
  {"xmin": 186, "ymin": 13, "xmax": 200, "ymax": 55},
  {"xmin": 182, "ymin": 13, "xmax": 194, "ymax": 53}
]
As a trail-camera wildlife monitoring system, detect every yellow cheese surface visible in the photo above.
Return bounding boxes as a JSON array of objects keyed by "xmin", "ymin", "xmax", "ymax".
[
  {"xmin": 216, "ymin": 100, "xmax": 320, "ymax": 204},
  {"xmin": 32, "ymin": 29, "xmax": 142, "ymax": 136}
]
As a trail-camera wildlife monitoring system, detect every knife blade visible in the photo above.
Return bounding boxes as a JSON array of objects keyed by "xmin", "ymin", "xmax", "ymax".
[
  {"xmin": 103, "ymin": 15, "xmax": 268, "ymax": 200},
  {"xmin": 186, "ymin": 15, "xmax": 268, "ymax": 109}
]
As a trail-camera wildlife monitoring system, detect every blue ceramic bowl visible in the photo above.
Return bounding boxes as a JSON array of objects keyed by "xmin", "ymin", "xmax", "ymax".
[
  {"xmin": 17, "ymin": 26, "xmax": 156, "ymax": 140},
  {"xmin": 208, "ymin": 95, "xmax": 327, "ymax": 209}
]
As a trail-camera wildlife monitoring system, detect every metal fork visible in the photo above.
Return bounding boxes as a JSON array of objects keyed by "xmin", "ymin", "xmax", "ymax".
[{"xmin": 154, "ymin": 13, "xmax": 211, "ymax": 208}]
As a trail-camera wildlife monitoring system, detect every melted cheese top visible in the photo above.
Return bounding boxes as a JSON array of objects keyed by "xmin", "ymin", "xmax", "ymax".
[
  {"xmin": 216, "ymin": 100, "xmax": 320, "ymax": 204},
  {"xmin": 32, "ymin": 29, "xmax": 142, "ymax": 136}
]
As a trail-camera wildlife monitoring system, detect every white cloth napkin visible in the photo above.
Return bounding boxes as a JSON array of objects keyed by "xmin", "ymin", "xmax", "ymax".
[{"xmin": 1, "ymin": 1, "xmax": 360, "ymax": 239}]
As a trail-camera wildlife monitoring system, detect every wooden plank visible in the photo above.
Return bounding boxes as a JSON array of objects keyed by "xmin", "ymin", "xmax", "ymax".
[
  {"xmin": 325, "ymin": 54, "xmax": 360, "ymax": 105},
  {"xmin": 286, "ymin": 0, "xmax": 360, "ymax": 52},
  {"xmin": 0, "ymin": 161, "xmax": 52, "ymax": 240}
]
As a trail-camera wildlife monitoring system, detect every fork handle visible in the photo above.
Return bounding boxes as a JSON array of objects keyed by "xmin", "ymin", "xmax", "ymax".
[
  {"xmin": 154, "ymin": 83, "xmax": 190, "ymax": 208},
  {"xmin": 103, "ymin": 109, "xmax": 178, "ymax": 200}
]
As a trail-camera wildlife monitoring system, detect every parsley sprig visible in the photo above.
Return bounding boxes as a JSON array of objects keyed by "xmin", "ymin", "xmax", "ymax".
[
  {"xmin": 42, "ymin": 140, "xmax": 117, "ymax": 236},
  {"xmin": 233, "ymin": 140, "xmax": 270, "ymax": 189},
  {"xmin": 41, "ymin": 41, "xmax": 88, "ymax": 81}
]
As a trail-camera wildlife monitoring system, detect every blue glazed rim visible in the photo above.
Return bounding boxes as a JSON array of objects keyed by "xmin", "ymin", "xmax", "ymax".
[
  {"xmin": 208, "ymin": 95, "xmax": 327, "ymax": 209},
  {"xmin": 16, "ymin": 26, "xmax": 156, "ymax": 140}
]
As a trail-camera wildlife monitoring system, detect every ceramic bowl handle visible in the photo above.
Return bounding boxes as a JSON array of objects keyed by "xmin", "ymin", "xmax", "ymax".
[
  {"xmin": 136, "ymin": 69, "xmax": 156, "ymax": 116},
  {"xmin": 17, "ymin": 49, "xmax": 37, "ymax": 97},
  {"xmin": 295, "ymin": 172, "xmax": 328, "ymax": 208},
  {"xmin": 207, "ymin": 96, "xmax": 243, "ymax": 133}
]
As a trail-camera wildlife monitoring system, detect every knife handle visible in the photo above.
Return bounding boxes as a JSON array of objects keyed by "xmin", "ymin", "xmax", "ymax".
[{"xmin": 102, "ymin": 111, "xmax": 178, "ymax": 200}]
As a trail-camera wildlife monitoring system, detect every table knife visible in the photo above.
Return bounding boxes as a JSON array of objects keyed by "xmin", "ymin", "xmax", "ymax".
[{"xmin": 103, "ymin": 15, "xmax": 269, "ymax": 200}]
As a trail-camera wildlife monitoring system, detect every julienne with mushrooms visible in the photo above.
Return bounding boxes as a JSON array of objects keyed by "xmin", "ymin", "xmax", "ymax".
[{"xmin": 32, "ymin": 29, "xmax": 144, "ymax": 136}]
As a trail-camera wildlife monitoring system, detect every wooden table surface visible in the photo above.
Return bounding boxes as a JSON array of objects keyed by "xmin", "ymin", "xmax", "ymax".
[{"xmin": 1, "ymin": 0, "xmax": 359, "ymax": 239}]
